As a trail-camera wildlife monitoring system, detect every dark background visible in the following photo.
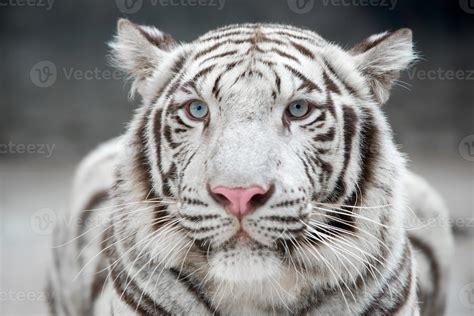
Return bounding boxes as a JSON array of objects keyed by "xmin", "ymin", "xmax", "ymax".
[{"xmin": 1, "ymin": 1, "xmax": 473, "ymax": 315}]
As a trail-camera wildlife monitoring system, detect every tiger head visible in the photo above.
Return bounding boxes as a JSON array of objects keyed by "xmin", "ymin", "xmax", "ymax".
[{"xmin": 110, "ymin": 19, "xmax": 414, "ymax": 289}]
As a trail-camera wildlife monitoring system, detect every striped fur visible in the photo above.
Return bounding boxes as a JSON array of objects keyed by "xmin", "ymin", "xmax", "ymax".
[{"xmin": 48, "ymin": 19, "xmax": 453, "ymax": 315}]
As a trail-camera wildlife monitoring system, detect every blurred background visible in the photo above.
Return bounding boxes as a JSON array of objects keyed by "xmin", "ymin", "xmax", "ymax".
[{"xmin": 1, "ymin": 0, "xmax": 473, "ymax": 315}]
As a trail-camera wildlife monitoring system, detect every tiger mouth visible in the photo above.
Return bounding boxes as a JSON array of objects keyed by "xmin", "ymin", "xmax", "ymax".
[{"xmin": 220, "ymin": 234, "xmax": 273, "ymax": 251}]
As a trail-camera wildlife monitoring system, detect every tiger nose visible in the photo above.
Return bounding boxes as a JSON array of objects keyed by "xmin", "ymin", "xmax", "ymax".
[{"xmin": 208, "ymin": 185, "xmax": 275, "ymax": 218}]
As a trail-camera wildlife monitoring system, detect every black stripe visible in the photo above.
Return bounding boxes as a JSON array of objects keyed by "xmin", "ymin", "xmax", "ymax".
[
  {"xmin": 322, "ymin": 57, "xmax": 357, "ymax": 96},
  {"xmin": 198, "ymin": 30, "xmax": 254, "ymax": 42},
  {"xmin": 357, "ymin": 108, "xmax": 380, "ymax": 199},
  {"xmin": 298, "ymin": 153, "xmax": 315, "ymax": 189},
  {"xmin": 284, "ymin": 64, "xmax": 321, "ymax": 92},
  {"xmin": 212, "ymin": 73, "xmax": 222, "ymax": 99},
  {"xmin": 323, "ymin": 71, "xmax": 341, "ymax": 94},
  {"xmin": 199, "ymin": 50, "xmax": 239, "ymax": 65},
  {"xmin": 76, "ymin": 190, "xmax": 109, "ymax": 254},
  {"xmin": 110, "ymin": 259, "xmax": 170, "ymax": 315},
  {"xmin": 290, "ymin": 40, "xmax": 315, "ymax": 59},
  {"xmin": 169, "ymin": 268, "xmax": 219, "ymax": 315},
  {"xmin": 409, "ymin": 235, "xmax": 441, "ymax": 313},
  {"xmin": 183, "ymin": 64, "xmax": 217, "ymax": 91},
  {"xmin": 150, "ymin": 53, "xmax": 188, "ymax": 105},
  {"xmin": 325, "ymin": 106, "xmax": 358, "ymax": 203},
  {"xmin": 267, "ymin": 30, "xmax": 318, "ymax": 43},
  {"xmin": 324, "ymin": 191, "xmax": 357, "ymax": 234},
  {"xmin": 266, "ymin": 48, "xmax": 300, "ymax": 63},
  {"xmin": 301, "ymin": 111, "xmax": 326, "ymax": 130},
  {"xmin": 362, "ymin": 243, "xmax": 413, "ymax": 315},
  {"xmin": 163, "ymin": 124, "xmax": 180, "ymax": 149},
  {"xmin": 312, "ymin": 127, "xmax": 335, "ymax": 142},
  {"xmin": 150, "ymin": 107, "xmax": 172, "ymax": 228},
  {"xmin": 105, "ymin": 228, "xmax": 171, "ymax": 316}
]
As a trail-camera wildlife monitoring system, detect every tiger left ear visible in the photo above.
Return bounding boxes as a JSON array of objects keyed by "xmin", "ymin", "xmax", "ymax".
[
  {"xmin": 350, "ymin": 28, "xmax": 416, "ymax": 105},
  {"xmin": 109, "ymin": 18, "xmax": 177, "ymax": 98}
]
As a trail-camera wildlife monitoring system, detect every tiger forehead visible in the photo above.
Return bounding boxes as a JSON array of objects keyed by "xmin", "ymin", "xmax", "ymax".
[
  {"xmin": 196, "ymin": 23, "xmax": 325, "ymax": 44},
  {"xmin": 166, "ymin": 24, "xmax": 332, "ymax": 112},
  {"xmin": 191, "ymin": 23, "xmax": 326, "ymax": 60}
]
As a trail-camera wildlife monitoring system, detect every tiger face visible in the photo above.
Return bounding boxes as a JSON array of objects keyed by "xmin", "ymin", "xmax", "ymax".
[{"xmin": 111, "ymin": 20, "xmax": 414, "ymax": 286}]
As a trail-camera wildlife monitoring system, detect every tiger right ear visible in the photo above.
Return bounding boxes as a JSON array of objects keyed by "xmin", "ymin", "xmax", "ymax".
[
  {"xmin": 109, "ymin": 18, "xmax": 177, "ymax": 98},
  {"xmin": 349, "ymin": 29, "xmax": 416, "ymax": 105}
]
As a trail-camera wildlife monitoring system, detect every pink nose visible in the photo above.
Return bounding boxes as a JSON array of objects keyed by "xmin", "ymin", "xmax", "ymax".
[{"xmin": 209, "ymin": 186, "xmax": 273, "ymax": 218}]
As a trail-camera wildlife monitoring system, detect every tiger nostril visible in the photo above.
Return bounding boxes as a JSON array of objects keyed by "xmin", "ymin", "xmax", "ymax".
[
  {"xmin": 249, "ymin": 184, "xmax": 275, "ymax": 209},
  {"xmin": 211, "ymin": 192, "xmax": 230, "ymax": 207},
  {"xmin": 208, "ymin": 184, "xmax": 275, "ymax": 218}
]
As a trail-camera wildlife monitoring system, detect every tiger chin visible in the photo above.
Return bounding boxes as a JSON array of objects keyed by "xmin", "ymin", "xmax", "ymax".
[{"xmin": 48, "ymin": 19, "xmax": 454, "ymax": 316}]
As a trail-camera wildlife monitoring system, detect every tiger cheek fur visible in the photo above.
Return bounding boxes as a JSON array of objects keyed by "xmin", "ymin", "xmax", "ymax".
[{"xmin": 48, "ymin": 19, "xmax": 454, "ymax": 316}]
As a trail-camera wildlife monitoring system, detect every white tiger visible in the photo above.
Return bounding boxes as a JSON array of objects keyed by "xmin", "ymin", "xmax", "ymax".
[{"xmin": 48, "ymin": 19, "xmax": 454, "ymax": 315}]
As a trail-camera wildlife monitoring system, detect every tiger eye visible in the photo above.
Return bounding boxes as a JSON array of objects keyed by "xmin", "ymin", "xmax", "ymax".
[
  {"xmin": 286, "ymin": 100, "xmax": 311, "ymax": 119},
  {"xmin": 186, "ymin": 100, "xmax": 209, "ymax": 120}
]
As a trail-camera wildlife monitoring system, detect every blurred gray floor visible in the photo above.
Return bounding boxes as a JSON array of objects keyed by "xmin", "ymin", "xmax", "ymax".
[{"xmin": 1, "ymin": 155, "xmax": 473, "ymax": 315}]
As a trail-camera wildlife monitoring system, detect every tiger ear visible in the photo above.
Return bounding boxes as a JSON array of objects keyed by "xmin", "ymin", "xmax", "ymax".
[
  {"xmin": 350, "ymin": 28, "xmax": 416, "ymax": 105},
  {"xmin": 109, "ymin": 18, "xmax": 177, "ymax": 98}
]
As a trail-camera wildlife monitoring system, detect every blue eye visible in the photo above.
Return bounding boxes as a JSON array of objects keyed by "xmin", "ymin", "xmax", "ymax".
[
  {"xmin": 186, "ymin": 100, "xmax": 209, "ymax": 120},
  {"xmin": 287, "ymin": 100, "xmax": 310, "ymax": 119}
]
